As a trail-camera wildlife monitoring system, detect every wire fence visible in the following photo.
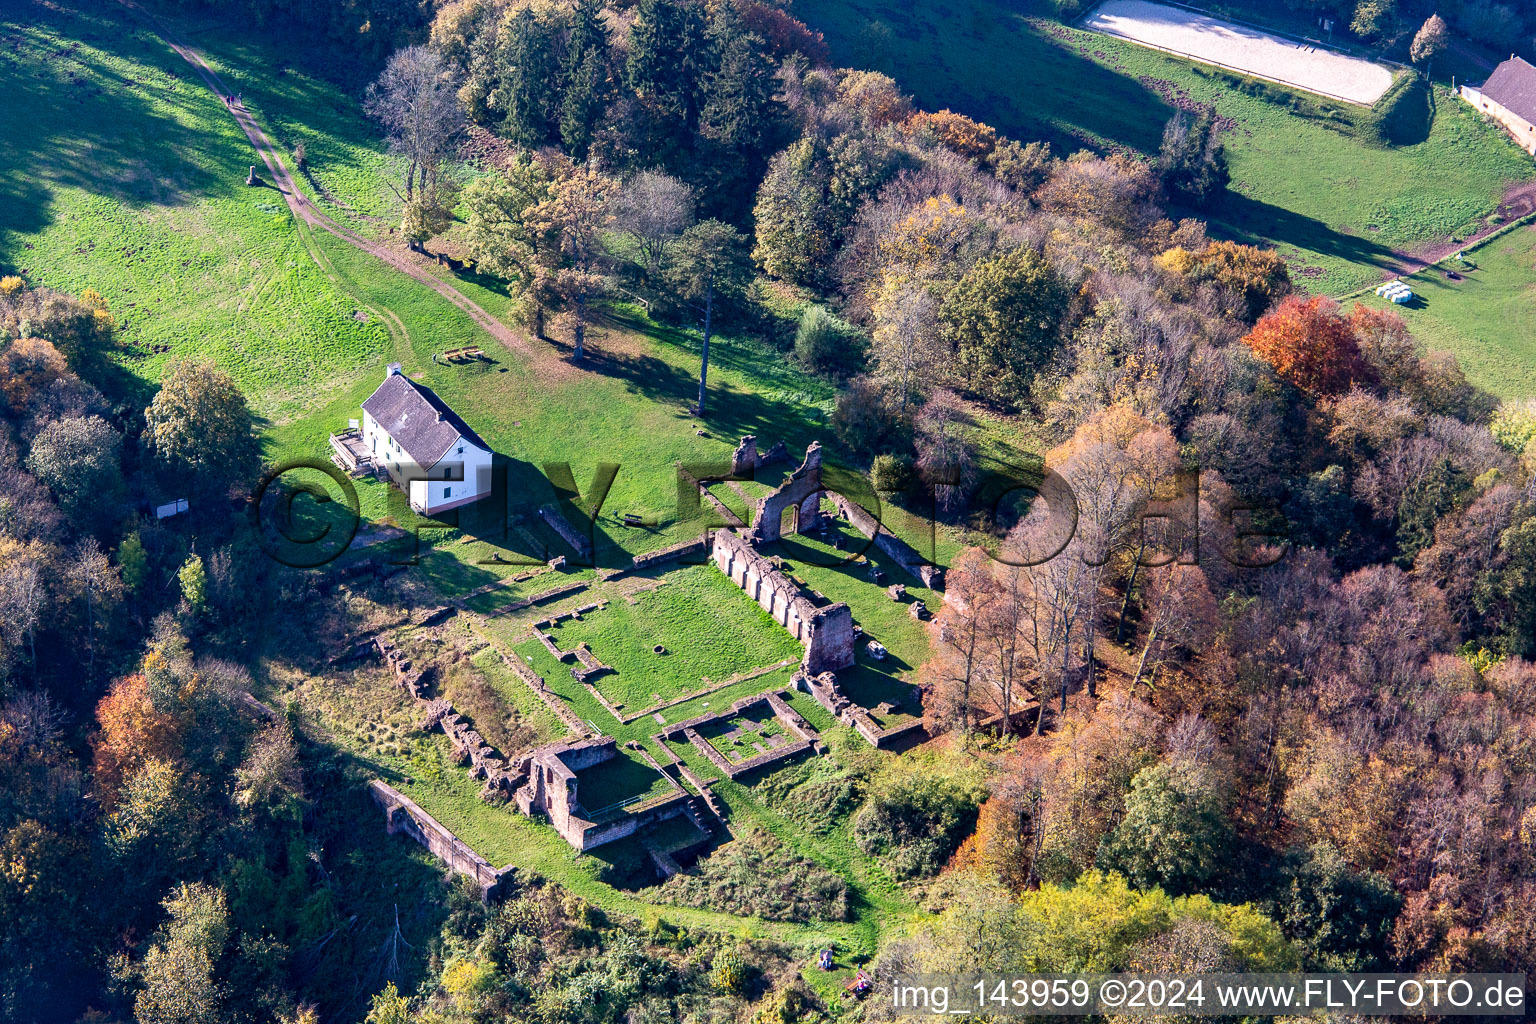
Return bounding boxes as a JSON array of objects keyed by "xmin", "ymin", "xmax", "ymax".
[{"xmin": 1076, "ymin": 0, "xmax": 1404, "ymax": 107}]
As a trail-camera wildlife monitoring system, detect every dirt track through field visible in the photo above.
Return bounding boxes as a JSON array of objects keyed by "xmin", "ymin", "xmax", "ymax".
[
  {"xmin": 126, "ymin": 2, "xmax": 537, "ymax": 360},
  {"xmin": 1383, "ymin": 179, "xmax": 1536, "ymax": 280}
]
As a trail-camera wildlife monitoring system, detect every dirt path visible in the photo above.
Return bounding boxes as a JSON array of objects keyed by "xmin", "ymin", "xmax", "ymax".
[{"xmin": 130, "ymin": 3, "xmax": 537, "ymax": 359}]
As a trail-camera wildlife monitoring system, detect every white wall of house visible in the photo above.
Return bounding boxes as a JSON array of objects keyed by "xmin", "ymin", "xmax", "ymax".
[
  {"xmin": 1461, "ymin": 85, "xmax": 1536, "ymax": 156},
  {"xmin": 411, "ymin": 441, "xmax": 494, "ymax": 514},
  {"xmin": 361, "ymin": 410, "xmax": 494, "ymax": 514}
]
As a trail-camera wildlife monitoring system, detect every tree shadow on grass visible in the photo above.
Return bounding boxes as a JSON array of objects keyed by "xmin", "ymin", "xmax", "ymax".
[
  {"xmin": 582, "ymin": 340, "xmax": 827, "ymax": 467},
  {"xmin": 1210, "ymin": 191, "xmax": 1406, "ymax": 272},
  {"xmin": 0, "ymin": 3, "xmax": 228, "ymax": 264}
]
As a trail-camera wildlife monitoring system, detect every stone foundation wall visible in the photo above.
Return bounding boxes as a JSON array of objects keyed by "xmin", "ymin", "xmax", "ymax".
[
  {"xmin": 629, "ymin": 537, "xmax": 708, "ymax": 572},
  {"xmin": 539, "ymin": 503, "xmax": 594, "ymax": 560},
  {"xmin": 370, "ymin": 780, "xmax": 512, "ymax": 900}
]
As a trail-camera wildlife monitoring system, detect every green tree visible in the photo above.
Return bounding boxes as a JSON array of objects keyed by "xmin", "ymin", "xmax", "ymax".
[
  {"xmin": 143, "ymin": 359, "xmax": 259, "ymax": 495},
  {"xmin": 400, "ymin": 183, "xmax": 455, "ymax": 253},
  {"xmin": 559, "ymin": 0, "xmax": 608, "ymax": 158},
  {"xmin": 1351, "ymin": 0, "xmax": 1398, "ymax": 39},
  {"xmin": 118, "ymin": 532, "xmax": 148, "ymax": 594},
  {"xmin": 130, "ymin": 883, "xmax": 229, "ymax": 1024},
  {"xmin": 1410, "ymin": 13, "xmax": 1449, "ymax": 74},
  {"xmin": 663, "ymin": 219, "xmax": 750, "ymax": 414},
  {"xmin": 104, "ymin": 758, "xmax": 200, "ymax": 881},
  {"xmin": 365, "ymin": 982, "xmax": 412, "ymax": 1024},
  {"xmin": 1274, "ymin": 843, "xmax": 1401, "ymax": 970},
  {"xmin": 940, "ymin": 246, "xmax": 1069, "ymax": 406},
  {"xmin": 25, "ymin": 415, "xmax": 124, "ymax": 526},
  {"xmin": 1395, "ymin": 455, "xmax": 1469, "ymax": 566},
  {"xmin": 626, "ymin": 0, "xmax": 705, "ymax": 129},
  {"xmin": 178, "ymin": 553, "xmax": 207, "ymax": 614},
  {"xmin": 462, "ymin": 153, "xmax": 559, "ymax": 335},
  {"xmin": 1476, "ymin": 512, "xmax": 1536, "ymax": 657},
  {"xmin": 1155, "ymin": 109, "xmax": 1229, "ymax": 204},
  {"xmin": 561, "ymin": 50, "xmax": 606, "ymax": 160},
  {"xmin": 1097, "ymin": 762, "xmax": 1233, "ymax": 895},
  {"xmin": 696, "ymin": 4, "xmax": 778, "ymax": 205},
  {"xmin": 495, "ymin": 6, "xmax": 559, "ymax": 147},
  {"xmin": 752, "ymin": 133, "xmax": 896, "ymax": 285}
]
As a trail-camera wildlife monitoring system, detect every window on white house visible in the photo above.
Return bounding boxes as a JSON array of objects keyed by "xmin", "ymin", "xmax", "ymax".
[
  {"xmin": 457, "ymin": 446, "xmax": 464, "ymax": 454},
  {"xmin": 443, "ymin": 487, "xmax": 451, "ymax": 498}
]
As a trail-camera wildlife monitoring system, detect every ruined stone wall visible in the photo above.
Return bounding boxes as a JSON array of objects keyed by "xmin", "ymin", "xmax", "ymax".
[
  {"xmin": 370, "ymin": 781, "xmax": 512, "ymax": 900},
  {"xmin": 830, "ymin": 494, "xmax": 943, "ymax": 589},
  {"xmin": 802, "ymin": 603, "xmax": 855, "ymax": 674},
  {"xmin": 750, "ymin": 443, "xmax": 827, "ymax": 544},
  {"xmin": 711, "ymin": 530, "xmax": 854, "ymax": 672},
  {"xmin": 539, "ymin": 503, "xmax": 594, "ymax": 560},
  {"xmin": 730, "ymin": 435, "xmax": 790, "ymax": 476},
  {"xmin": 629, "ymin": 537, "xmax": 708, "ymax": 572},
  {"xmin": 574, "ymin": 791, "xmax": 690, "ymax": 850}
]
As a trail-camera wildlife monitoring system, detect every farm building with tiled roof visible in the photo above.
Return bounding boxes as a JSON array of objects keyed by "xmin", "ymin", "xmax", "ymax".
[{"xmin": 1462, "ymin": 56, "xmax": 1536, "ymax": 156}]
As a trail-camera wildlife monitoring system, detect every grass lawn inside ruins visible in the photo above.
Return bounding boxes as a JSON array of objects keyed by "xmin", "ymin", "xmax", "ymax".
[{"xmin": 539, "ymin": 563, "xmax": 805, "ymax": 713}]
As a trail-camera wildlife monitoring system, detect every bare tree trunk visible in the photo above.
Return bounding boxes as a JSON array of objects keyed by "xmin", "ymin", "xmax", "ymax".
[
  {"xmin": 1131, "ymin": 625, "xmax": 1160, "ymax": 690},
  {"xmin": 84, "ymin": 582, "xmax": 95, "ymax": 683},
  {"xmin": 697, "ymin": 279, "xmax": 713, "ymax": 415},
  {"xmin": 573, "ymin": 289, "xmax": 586, "ymax": 360},
  {"xmin": 1116, "ymin": 535, "xmax": 1147, "ymax": 643},
  {"xmin": 1082, "ymin": 610, "xmax": 1097, "ymax": 699},
  {"xmin": 1060, "ymin": 623, "xmax": 1072, "ymax": 715},
  {"xmin": 405, "ymin": 158, "xmax": 417, "ymax": 200}
]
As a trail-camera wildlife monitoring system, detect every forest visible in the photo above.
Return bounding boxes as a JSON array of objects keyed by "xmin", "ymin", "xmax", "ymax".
[{"xmin": 1, "ymin": 0, "xmax": 1535, "ymax": 1020}]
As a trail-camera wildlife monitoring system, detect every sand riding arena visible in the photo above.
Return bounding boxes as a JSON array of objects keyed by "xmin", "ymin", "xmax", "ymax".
[{"xmin": 1082, "ymin": 0, "xmax": 1396, "ymax": 106}]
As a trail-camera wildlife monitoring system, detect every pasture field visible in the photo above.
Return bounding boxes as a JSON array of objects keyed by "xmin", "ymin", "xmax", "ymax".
[
  {"xmin": 1357, "ymin": 225, "xmax": 1536, "ymax": 402},
  {"xmin": 794, "ymin": 0, "xmax": 1534, "ymax": 299},
  {"xmin": 0, "ymin": 3, "xmax": 390, "ymax": 423},
  {"xmin": 1, "ymin": 0, "xmax": 861, "ymax": 587}
]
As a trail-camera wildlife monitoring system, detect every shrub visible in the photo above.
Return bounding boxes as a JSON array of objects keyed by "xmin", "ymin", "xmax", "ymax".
[
  {"xmin": 793, "ymin": 304, "xmax": 866, "ymax": 375},
  {"xmin": 1490, "ymin": 400, "xmax": 1536, "ymax": 454},
  {"xmin": 871, "ymin": 453, "xmax": 913, "ymax": 492},
  {"xmin": 659, "ymin": 827, "xmax": 849, "ymax": 922},
  {"xmin": 711, "ymin": 947, "xmax": 750, "ymax": 995},
  {"xmin": 852, "ymin": 769, "xmax": 985, "ymax": 879},
  {"xmin": 833, "ymin": 377, "xmax": 911, "ymax": 457}
]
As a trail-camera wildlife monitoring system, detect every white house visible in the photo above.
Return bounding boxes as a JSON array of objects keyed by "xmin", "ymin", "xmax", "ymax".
[{"xmin": 361, "ymin": 364, "xmax": 494, "ymax": 514}]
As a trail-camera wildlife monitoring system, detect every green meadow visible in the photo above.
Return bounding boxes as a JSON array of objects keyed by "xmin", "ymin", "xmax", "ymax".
[{"xmin": 1357, "ymin": 225, "xmax": 1536, "ymax": 402}]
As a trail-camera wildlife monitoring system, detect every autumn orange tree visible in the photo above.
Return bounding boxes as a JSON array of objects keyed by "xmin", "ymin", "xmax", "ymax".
[
  {"xmin": 90, "ymin": 670, "xmax": 186, "ymax": 808},
  {"xmin": 1241, "ymin": 295, "xmax": 1373, "ymax": 397},
  {"xmin": 905, "ymin": 109, "xmax": 999, "ymax": 161}
]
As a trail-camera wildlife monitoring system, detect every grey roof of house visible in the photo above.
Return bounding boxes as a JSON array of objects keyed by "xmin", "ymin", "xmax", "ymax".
[
  {"xmin": 361, "ymin": 371, "xmax": 490, "ymax": 466},
  {"xmin": 1481, "ymin": 57, "xmax": 1536, "ymax": 125}
]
